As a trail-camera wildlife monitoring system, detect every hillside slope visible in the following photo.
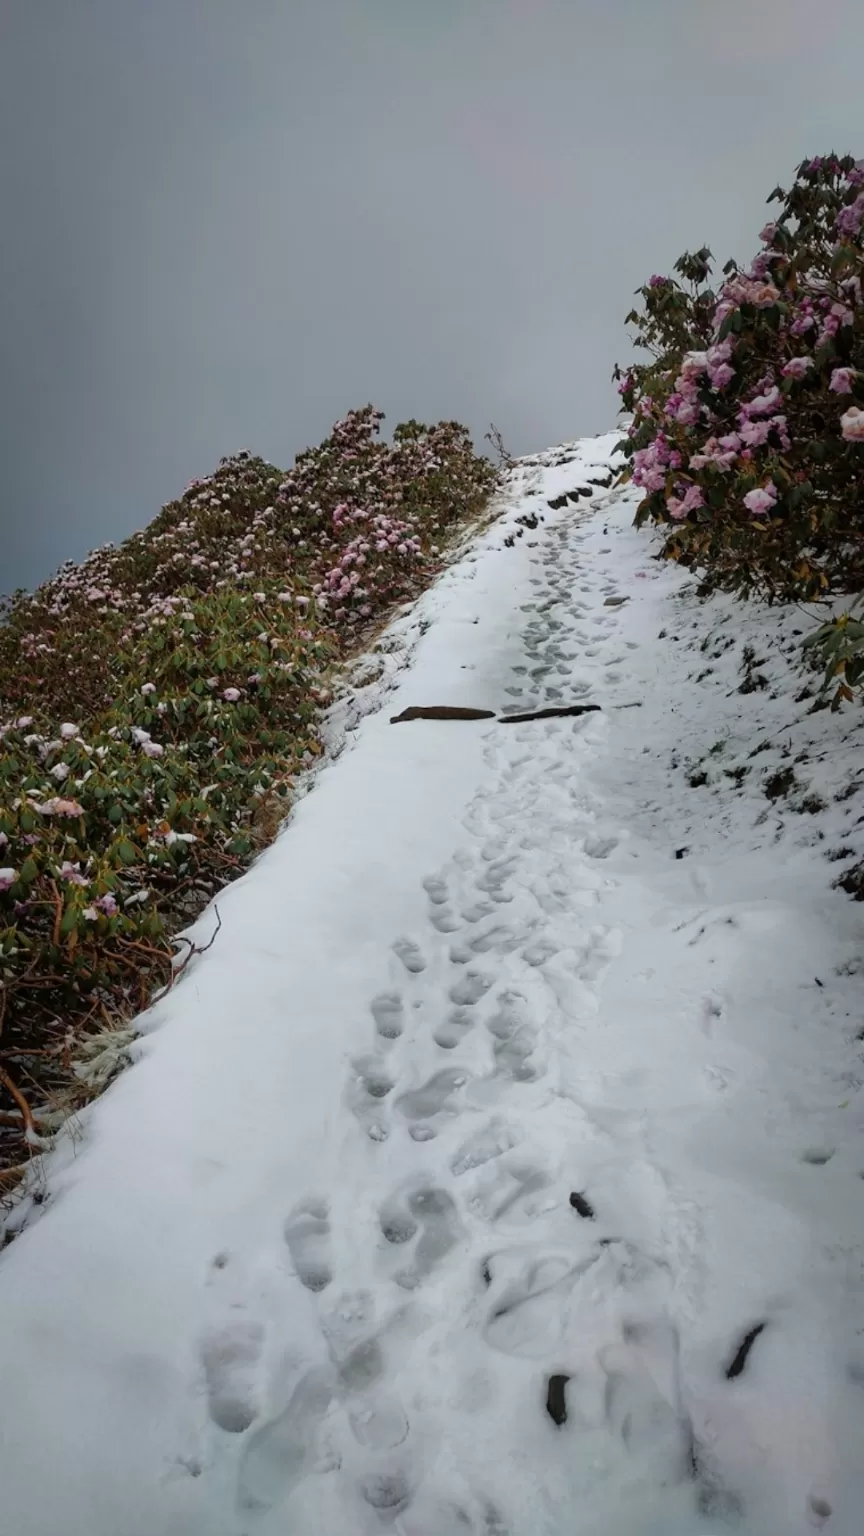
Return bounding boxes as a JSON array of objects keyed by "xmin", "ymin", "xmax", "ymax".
[{"xmin": 1, "ymin": 432, "xmax": 863, "ymax": 1536}]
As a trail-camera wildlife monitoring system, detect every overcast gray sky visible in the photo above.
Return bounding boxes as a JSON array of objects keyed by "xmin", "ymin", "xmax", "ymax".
[{"xmin": 1, "ymin": 0, "xmax": 862, "ymax": 591}]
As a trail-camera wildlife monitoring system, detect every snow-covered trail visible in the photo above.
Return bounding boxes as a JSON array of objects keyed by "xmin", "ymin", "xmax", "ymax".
[{"xmin": 2, "ymin": 435, "xmax": 864, "ymax": 1536}]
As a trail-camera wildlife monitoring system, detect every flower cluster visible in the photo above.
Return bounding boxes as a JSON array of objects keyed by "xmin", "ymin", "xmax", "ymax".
[{"xmin": 616, "ymin": 154, "xmax": 864, "ymax": 631}]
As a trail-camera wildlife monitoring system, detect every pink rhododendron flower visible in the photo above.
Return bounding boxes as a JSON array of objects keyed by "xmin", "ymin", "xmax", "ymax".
[
  {"xmin": 141, "ymin": 740, "xmax": 164, "ymax": 758},
  {"xmin": 96, "ymin": 893, "xmax": 118, "ymax": 916},
  {"xmin": 759, "ymin": 221, "xmax": 778, "ymax": 245},
  {"xmin": 60, "ymin": 722, "xmax": 80, "ymax": 740},
  {"xmin": 708, "ymin": 363, "xmax": 735, "ymax": 390},
  {"xmin": 679, "ymin": 352, "xmax": 708, "ymax": 382},
  {"xmin": 782, "ymin": 357, "xmax": 813, "ymax": 379},
  {"xmin": 33, "ymin": 797, "xmax": 85, "ymax": 816},
  {"xmin": 830, "ymin": 368, "xmax": 856, "ymax": 394},
  {"xmin": 836, "ymin": 194, "xmax": 864, "ymax": 238},
  {"xmin": 690, "ymin": 436, "xmax": 739, "ymax": 471},
  {"xmin": 841, "ymin": 406, "xmax": 864, "ymax": 441},
  {"xmin": 738, "ymin": 419, "xmax": 772, "ymax": 447},
  {"xmin": 140, "ymin": 682, "xmax": 157, "ymax": 695},
  {"xmin": 16, "ymin": 716, "xmax": 34, "ymax": 729},
  {"xmin": 0, "ymin": 869, "xmax": 17, "ymax": 892},
  {"xmin": 743, "ymin": 483, "xmax": 778, "ymax": 516},
  {"xmin": 222, "ymin": 687, "xmax": 241, "ymax": 702},
  {"xmin": 60, "ymin": 861, "xmax": 88, "ymax": 885},
  {"xmin": 50, "ymin": 761, "xmax": 70, "ymax": 782},
  {"xmin": 666, "ymin": 484, "xmax": 705, "ymax": 520},
  {"xmin": 743, "ymin": 385, "xmax": 782, "ymax": 418}
]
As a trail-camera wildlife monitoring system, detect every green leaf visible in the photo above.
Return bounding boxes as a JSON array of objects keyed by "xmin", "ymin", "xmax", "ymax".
[
  {"xmin": 108, "ymin": 804, "xmax": 123, "ymax": 825},
  {"xmin": 19, "ymin": 858, "xmax": 38, "ymax": 885},
  {"xmin": 116, "ymin": 840, "xmax": 138, "ymax": 865}
]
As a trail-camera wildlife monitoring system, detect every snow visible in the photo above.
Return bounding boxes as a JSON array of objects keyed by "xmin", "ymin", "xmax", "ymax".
[{"xmin": 2, "ymin": 431, "xmax": 864, "ymax": 1535}]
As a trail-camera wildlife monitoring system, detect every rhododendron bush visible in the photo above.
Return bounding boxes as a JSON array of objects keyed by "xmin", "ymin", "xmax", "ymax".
[
  {"xmin": 615, "ymin": 155, "xmax": 864, "ymax": 701},
  {"xmin": 0, "ymin": 407, "xmax": 494, "ymax": 1182}
]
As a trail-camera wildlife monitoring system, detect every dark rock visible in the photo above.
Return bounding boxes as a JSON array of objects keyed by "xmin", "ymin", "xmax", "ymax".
[
  {"xmin": 725, "ymin": 1322, "xmax": 766, "ymax": 1380},
  {"xmin": 546, "ymin": 1373, "xmax": 570, "ymax": 1426}
]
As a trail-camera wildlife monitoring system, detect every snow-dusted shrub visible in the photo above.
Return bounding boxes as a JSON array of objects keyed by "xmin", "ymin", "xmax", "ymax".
[
  {"xmin": 616, "ymin": 155, "xmax": 864, "ymax": 702},
  {"xmin": 0, "ymin": 408, "xmax": 495, "ymax": 1180}
]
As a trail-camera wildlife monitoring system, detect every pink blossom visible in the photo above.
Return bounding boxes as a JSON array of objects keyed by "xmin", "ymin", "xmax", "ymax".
[
  {"xmin": 743, "ymin": 483, "xmax": 778, "ymax": 516},
  {"xmin": 141, "ymin": 740, "xmax": 164, "ymax": 759},
  {"xmin": 60, "ymin": 722, "xmax": 80, "ymax": 740},
  {"xmin": 33, "ymin": 797, "xmax": 85, "ymax": 817},
  {"xmin": 782, "ymin": 356, "xmax": 812, "ymax": 379},
  {"xmin": 836, "ymin": 194, "xmax": 864, "ymax": 238},
  {"xmin": 708, "ymin": 363, "xmax": 735, "ymax": 391},
  {"xmin": 738, "ymin": 419, "xmax": 771, "ymax": 448},
  {"xmin": 759, "ymin": 221, "xmax": 779, "ymax": 245},
  {"xmin": 743, "ymin": 385, "xmax": 782, "ymax": 418},
  {"xmin": 679, "ymin": 352, "xmax": 709, "ymax": 382},
  {"xmin": 830, "ymin": 368, "xmax": 856, "ymax": 394},
  {"xmin": 15, "ymin": 716, "xmax": 34, "ymax": 729},
  {"xmin": 140, "ymin": 682, "xmax": 157, "ymax": 695},
  {"xmin": 0, "ymin": 869, "xmax": 17, "ymax": 892},
  {"xmin": 60, "ymin": 861, "xmax": 88, "ymax": 886},
  {"xmin": 222, "ymin": 687, "xmax": 242, "ymax": 702},
  {"xmin": 670, "ymin": 399, "xmax": 701, "ymax": 426},
  {"xmin": 690, "ymin": 440, "xmax": 738, "ymax": 471},
  {"xmin": 50, "ymin": 761, "xmax": 70, "ymax": 782},
  {"xmin": 96, "ymin": 893, "xmax": 118, "ymax": 917},
  {"xmin": 841, "ymin": 406, "xmax": 864, "ymax": 441},
  {"xmin": 666, "ymin": 484, "xmax": 704, "ymax": 520}
]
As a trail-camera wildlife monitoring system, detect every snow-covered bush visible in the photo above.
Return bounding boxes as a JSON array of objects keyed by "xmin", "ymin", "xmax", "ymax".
[
  {"xmin": 0, "ymin": 408, "xmax": 495, "ymax": 1181},
  {"xmin": 616, "ymin": 154, "xmax": 864, "ymax": 702}
]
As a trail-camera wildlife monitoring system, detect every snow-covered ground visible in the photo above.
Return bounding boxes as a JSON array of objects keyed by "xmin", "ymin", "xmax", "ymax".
[{"xmin": 2, "ymin": 433, "xmax": 864, "ymax": 1536}]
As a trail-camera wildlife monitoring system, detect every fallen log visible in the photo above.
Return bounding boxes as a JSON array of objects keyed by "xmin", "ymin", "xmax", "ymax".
[
  {"xmin": 390, "ymin": 706, "xmax": 497, "ymax": 723},
  {"xmin": 498, "ymin": 704, "xmax": 600, "ymax": 723}
]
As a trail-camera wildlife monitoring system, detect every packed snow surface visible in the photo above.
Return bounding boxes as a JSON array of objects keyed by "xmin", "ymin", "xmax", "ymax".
[{"xmin": 2, "ymin": 433, "xmax": 864, "ymax": 1536}]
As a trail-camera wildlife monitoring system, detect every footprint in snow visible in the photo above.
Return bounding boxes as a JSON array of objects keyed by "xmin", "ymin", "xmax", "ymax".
[
  {"xmin": 422, "ymin": 875, "xmax": 449, "ymax": 906},
  {"xmin": 236, "ymin": 1368, "xmax": 333, "ymax": 1515},
  {"xmin": 393, "ymin": 937, "xmax": 427, "ymax": 974},
  {"xmin": 395, "ymin": 1067, "xmax": 470, "ymax": 1126},
  {"xmin": 450, "ymin": 1118, "xmax": 521, "ymax": 1176},
  {"xmin": 449, "ymin": 970, "xmax": 494, "ymax": 1007},
  {"xmin": 370, "ymin": 991, "xmax": 405, "ymax": 1041},
  {"xmin": 284, "ymin": 1197, "xmax": 333, "ymax": 1293},
  {"xmin": 379, "ymin": 1187, "xmax": 460, "ymax": 1290},
  {"xmin": 199, "ymin": 1315, "xmax": 266, "ymax": 1432},
  {"xmin": 433, "ymin": 1006, "xmax": 475, "ymax": 1050}
]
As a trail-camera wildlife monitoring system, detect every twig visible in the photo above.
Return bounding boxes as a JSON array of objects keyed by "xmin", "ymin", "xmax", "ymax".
[
  {"xmin": 150, "ymin": 906, "xmax": 222, "ymax": 1006},
  {"xmin": 0, "ymin": 1067, "xmax": 37, "ymax": 1138},
  {"xmin": 48, "ymin": 879, "xmax": 63, "ymax": 947}
]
